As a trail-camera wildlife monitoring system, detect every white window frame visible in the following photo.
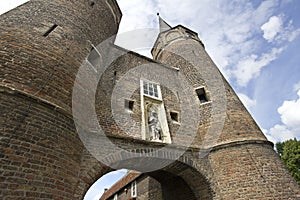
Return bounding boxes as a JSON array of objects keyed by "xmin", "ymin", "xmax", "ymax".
[
  {"xmin": 140, "ymin": 79, "xmax": 172, "ymax": 144},
  {"xmin": 131, "ymin": 181, "xmax": 137, "ymax": 198},
  {"xmin": 113, "ymin": 194, "xmax": 117, "ymax": 200},
  {"xmin": 141, "ymin": 80, "xmax": 162, "ymax": 100}
]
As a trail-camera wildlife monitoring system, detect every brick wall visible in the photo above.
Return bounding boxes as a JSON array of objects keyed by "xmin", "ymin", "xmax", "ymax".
[
  {"xmin": 210, "ymin": 142, "xmax": 300, "ymax": 199},
  {"xmin": 1, "ymin": 1, "xmax": 299, "ymax": 199},
  {"xmin": 0, "ymin": 0, "xmax": 120, "ymax": 199}
]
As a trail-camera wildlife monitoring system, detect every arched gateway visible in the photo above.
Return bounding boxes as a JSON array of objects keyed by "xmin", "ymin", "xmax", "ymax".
[{"xmin": 0, "ymin": 1, "xmax": 299, "ymax": 199}]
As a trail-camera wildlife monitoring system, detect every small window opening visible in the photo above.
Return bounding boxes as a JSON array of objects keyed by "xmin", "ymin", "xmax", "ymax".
[
  {"xmin": 131, "ymin": 181, "xmax": 137, "ymax": 197},
  {"xmin": 196, "ymin": 87, "xmax": 208, "ymax": 103},
  {"xmin": 125, "ymin": 99, "xmax": 134, "ymax": 111},
  {"xmin": 170, "ymin": 111, "xmax": 179, "ymax": 122},
  {"xmin": 113, "ymin": 194, "xmax": 117, "ymax": 200},
  {"xmin": 90, "ymin": 2, "xmax": 95, "ymax": 7},
  {"xmin": 185, "ymin": 30, "xmax": 194, "ymax": 38},
  {"xmin": 113, "ymin": 71, "xmax": 117, "ymax": 84},
  {"xmin": 43, "ymin": 24, "xmax": 58, "ymax": 37}
]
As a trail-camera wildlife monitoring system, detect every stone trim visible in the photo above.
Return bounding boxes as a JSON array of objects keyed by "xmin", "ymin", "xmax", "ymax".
[
  {"xmin": 211, "ymin": 139, "xmax": 274, "ymax": 153},
  {"xmin": 0, "ymin": 84, "xmax": 71, "ymax": 118}
]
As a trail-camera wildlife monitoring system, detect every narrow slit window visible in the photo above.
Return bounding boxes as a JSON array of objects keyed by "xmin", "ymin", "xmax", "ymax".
[
  {"xmin": 43, "ymin": 24, "xmax": 58, "ymax": 37},
  {"xmin": 90, "ymin": 2, "xmax": 95, "ymax": 7},
  {"xmin": 125, "ymin": 99, "xmax": 134, "ymax": 111},
  {"xmin": 195, "ymin": 87, "xmax": 208, "ymax": 103},
  {"xmin": 113, "ymin": 71, "xmax": 117, "ymax": 84},
  {"xmin": 170, "ymin": 111, "xmax": 179, "ymax": 123},
  {"xmin": 131, "ymin": 181, "xmax": 137, "ymax": 197},
  {"xmin": 113, "ymin": 194, "xmax": 117, "ymax": 200}
]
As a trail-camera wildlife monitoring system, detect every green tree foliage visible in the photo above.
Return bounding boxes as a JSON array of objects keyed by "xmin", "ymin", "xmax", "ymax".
[{"xmin": 276, "ymin": 138, "xmax": 300, "ymax": 185}]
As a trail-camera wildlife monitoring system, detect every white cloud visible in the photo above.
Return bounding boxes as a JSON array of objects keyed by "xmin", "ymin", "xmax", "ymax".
[
  {"xmin": 278, "ymin": 90, "xmax": 300, "ymax": 130},
  {"xmin": 266, "ymin": 124, "xmax": 295, "ymax": 143},
  {"xmin": 261, "ymin": 15, "xmax": 282, "ymax": 42},
  {"xmin": 266, "ymin": 89, "xmax": 300, "ymax": 143},
  {"xmin": 278, "ymin": 20, "xmax": 300, "ymax": 42},
  {"xmin": 116, "ymin": 0, "xmax": 300, "ymax": 88},
  {"xmin": 261, "ymin": 15, "xmax": 300, "ymax": 43},
  {"xmin": 0, "ymin": 0, "xmax": 29, "ymax": 15},
  {"xmin": 253, "ymin": 0, "xmax": 279, "ymax": 25},
  {"xmin": 115, "ymin": 0, "xmax": 300, "ymax": 87},
  {"xmin": 293, "ymin": 81, "xmax": 300, "ymax": 92},
  {"xmin": 233, "ymin": 47, "xmax": 284, "ymax": 86},
  {"xmin": 237, "ymin": 93, "xmax": 256, "ymax": 110}
]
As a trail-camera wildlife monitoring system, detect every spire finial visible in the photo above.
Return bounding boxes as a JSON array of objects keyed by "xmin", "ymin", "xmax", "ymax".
[{"xmin": 157, "ymin": 13, "xmax": 171, "ymax": 33}]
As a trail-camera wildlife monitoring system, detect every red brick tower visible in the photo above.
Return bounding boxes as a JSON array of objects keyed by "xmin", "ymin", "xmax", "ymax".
[
  {"xmin": 0, "ymin": 1, "xmax": 121, "ymax": 199},
  {"xmin": 151, "ymin": 15, "xmax": 300, "ymax": 199},
  {"xmin": 1, "ymin": 1, "xmax": 299, "ymax": 200}
]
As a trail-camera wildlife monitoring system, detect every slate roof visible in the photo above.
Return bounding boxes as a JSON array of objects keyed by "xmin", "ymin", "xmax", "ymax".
[{"xmin": 99, "ymin": 170, "xmax": 141, "ymax": 200}]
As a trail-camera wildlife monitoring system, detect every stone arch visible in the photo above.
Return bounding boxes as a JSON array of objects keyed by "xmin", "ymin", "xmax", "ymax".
[{"xmin": 81, "ymin": 150, "xmax": 214, "ymax": 200}]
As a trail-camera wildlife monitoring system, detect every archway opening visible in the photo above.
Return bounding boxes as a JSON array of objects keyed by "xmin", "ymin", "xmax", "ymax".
[
  {"xmin": 84, "ymin": 169, "xmax": 128, "ymax": 200},
  {"xmin": 83, "ymin": 157, "xmax": 213, "ymax": 200}
]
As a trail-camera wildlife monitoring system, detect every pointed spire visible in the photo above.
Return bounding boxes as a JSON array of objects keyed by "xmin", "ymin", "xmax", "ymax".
[{"xmin": 157, "ymin": 13, "xmax": 171, "ymax": 32}]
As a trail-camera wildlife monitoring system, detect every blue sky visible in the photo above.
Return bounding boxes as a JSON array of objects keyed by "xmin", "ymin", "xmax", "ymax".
[
  {"xmin": 1, "ymin": 0, "xmax": 300, "ymax": 199},
  {"xmin": 84, "ymin": 169, "xmax": 127, "ymax": 200}
]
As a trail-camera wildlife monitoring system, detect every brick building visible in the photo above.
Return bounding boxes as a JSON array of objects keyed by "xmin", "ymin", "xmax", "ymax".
[
  {"xmin": 0, "ymin": 0, "xmax": 299, "ymax": 199},
  {"xmin": 99, "ymin": 169, "xmax": 198, "ymax": 200},
  {"xmin": 99, "ymin": 171, "xmax": 163, "ymax": 200}
]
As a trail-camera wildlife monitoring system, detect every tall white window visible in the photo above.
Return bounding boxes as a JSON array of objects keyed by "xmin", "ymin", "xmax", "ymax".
[
  {"xmin": 131, "ymin": 181, "xmax": 137, "ymax": 197},
  {"xmin": 140, "ymin": 79, "xmax": 171, "ymax": 144},
  {"xmin": 113, "ymin": 194, "xmax": 117, "ymax": 200}
]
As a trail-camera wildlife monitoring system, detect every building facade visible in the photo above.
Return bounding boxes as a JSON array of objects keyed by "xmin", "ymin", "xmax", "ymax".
[
  {"xmin": 0, "ymin": 0, "xmax": 299, "ymax": 199},
  {"xmin": 99, "ymin": 171, "xmax": 163, "ymax": 200}
]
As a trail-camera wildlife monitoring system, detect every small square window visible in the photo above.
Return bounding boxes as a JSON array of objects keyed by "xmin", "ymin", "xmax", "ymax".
[
  {"xmin": 195, "ymin": 87, "xmax": 208, "ymax": 103},
  {"xmin": 170, "ymin": 111, "xmax": 179, "ymax": 123},
  {"xmin": 125, "ymin": 99, "xmax": 134, "ymax": 111}
]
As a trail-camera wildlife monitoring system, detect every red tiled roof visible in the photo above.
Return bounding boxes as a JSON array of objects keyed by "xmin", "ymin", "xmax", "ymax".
[{"xmin": 99, "ymin": 170, "xmax": 141, "ymax": 200}]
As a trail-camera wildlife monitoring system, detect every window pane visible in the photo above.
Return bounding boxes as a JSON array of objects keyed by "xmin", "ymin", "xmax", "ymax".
[{"xmin": 143, "ymin": 80, "xmax": 160, "ymax": 98}]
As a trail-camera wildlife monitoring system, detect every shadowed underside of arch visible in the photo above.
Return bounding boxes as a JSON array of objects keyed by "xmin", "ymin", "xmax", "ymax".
[{"xmin": 84, "ymin": 156, "xmax": 214, "ymax": 200}]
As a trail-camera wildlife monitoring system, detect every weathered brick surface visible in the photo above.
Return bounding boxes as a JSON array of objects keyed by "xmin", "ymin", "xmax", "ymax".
[
  {"xmin": 210, "ymin": 142, "xmax": 300, "ymax": 199},
  {"xmin": 1, "ymin": 1, "xmax": 299, "ymax": 200},
  {"xmin": 0, "ymin": 91, "xmax": 90, "ymax": 199},
  {"xmin": 0, "ymin": 0, "xmax": 120, "ymax": 114},
  {"xmin": 0, "ymin": 0, "xmax": 120, "ymax": 199},
  {"xmin": 150, "ymin": 25, "xmax": 300, "ymax": 199}
]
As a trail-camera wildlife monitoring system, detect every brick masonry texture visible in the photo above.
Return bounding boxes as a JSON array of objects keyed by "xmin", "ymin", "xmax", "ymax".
[{"xmin": 0, "ymin": 1, "xmax": 299, "ymax": 200}]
